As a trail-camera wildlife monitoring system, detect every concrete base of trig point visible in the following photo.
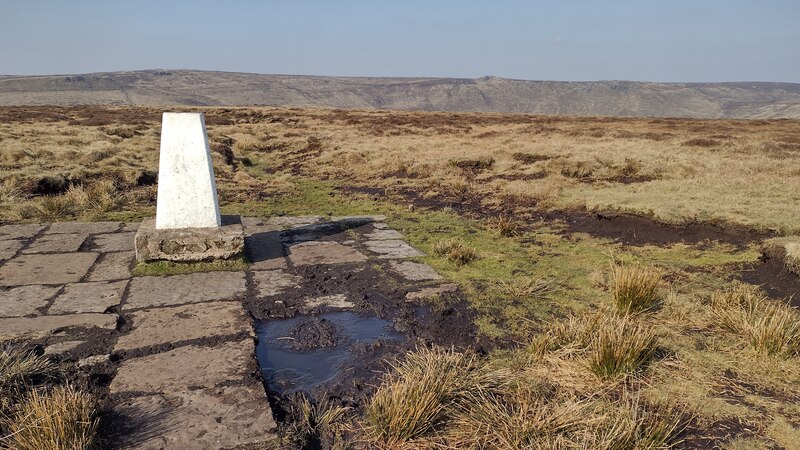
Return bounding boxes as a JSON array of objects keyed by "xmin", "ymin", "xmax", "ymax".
[
  {"xmin": 134, "ymin": 112, "xmax": 244, "ymax": 262},
  {"xmin": 135, "ymin": 215, "xmax": 244, "ymax": 262}
]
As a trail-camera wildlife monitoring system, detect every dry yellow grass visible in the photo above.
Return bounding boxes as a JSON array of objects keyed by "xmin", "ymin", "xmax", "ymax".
[
  {"xmin": 2, "ymin": 385, "xmax": 98, "ymax": 450},
  {"xmin": 609, "ymin": 263, "xmax": 664, "ymax": 314},
  {"xmin": 2, "ymin": 106, "xmax": 800, "ymax": 447},
  {"xmin": 2, "ymin": 106, "xmax": 800, "ymax": 233}
]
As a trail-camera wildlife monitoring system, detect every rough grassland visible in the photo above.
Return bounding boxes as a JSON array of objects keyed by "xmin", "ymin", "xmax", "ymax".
[{"xmin": 2, "ymin": 106, "xmax": 800, "ymax": 448}]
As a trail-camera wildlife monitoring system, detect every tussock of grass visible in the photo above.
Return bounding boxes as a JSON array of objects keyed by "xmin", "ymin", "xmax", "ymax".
[
  {"xmin": 3, "ymin": 385, "xmax": 98, "ymax": 450},
  {"xmin": 498, "ymin": 277, "xmax": 553, "ymax": 300},
  {"xmin": 364, "ymin": 347, "xmax": 496, "ymax": 447},
  {"xmin": 494, "ymin": 214, "xmax": 518, "ymax": 237},
  {"xmin": 587, "ymin": 315, "xmax": 658, "ymax": 380},
  {"xmin": 0, "ymin": 345, "xmax": 53, "ymax": 409},
  {"xmin": 592, "ymin": 396, "xmax": 686, "ymax": 449},
  {"xmin": 610, "ymin": 263, "xmax": 663, "ymax": 314},
  {"xmin": 711, "ymin": 285, "xmax": 800, "ymax": 357},
  {"xmin": 285, "ymin": 395, "xmax": 350, "ymax": 447},
  {"xmin": 432, "ymin": 238, "xmax": 479, "ymax": 266},
  {"xmin": 448, "ymin": 387, "xmax": 586, "ymax": 449}
]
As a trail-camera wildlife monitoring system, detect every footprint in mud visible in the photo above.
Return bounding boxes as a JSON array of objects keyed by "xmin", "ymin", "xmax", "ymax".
[{"xmin": 254, "ymin": 311, "xmax": 402, "ymax": 394}]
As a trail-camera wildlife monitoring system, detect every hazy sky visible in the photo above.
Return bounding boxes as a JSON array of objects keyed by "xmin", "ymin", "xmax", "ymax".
[{"xmin": 1, "ymin": 0, "xmax": 798, "ymax": 82}]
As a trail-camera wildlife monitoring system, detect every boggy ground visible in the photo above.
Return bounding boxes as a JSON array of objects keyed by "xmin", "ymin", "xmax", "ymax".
[{"xmin": 2, "ymin": 106, "xmax": 800, "ymax": 448}]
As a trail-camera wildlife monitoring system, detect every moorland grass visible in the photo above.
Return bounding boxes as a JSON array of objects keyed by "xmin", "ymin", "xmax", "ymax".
[
  {"xmin": 711, "ymin": 285, "xmax": 800, "ymax": 357},
  {"xmin": 2, "ymin": 385, "xmax": 98, "ymax": 450},
  {"xmin": 609, "ymin": 263, "xmax": 663, "ymax": 315}
]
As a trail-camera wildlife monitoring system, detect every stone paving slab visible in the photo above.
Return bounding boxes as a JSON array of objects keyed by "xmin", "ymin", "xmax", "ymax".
[
  {"xmin": 111, "ymin": 385, "xmax": 276, "ymax": 450},
  {"xmin": 49, "ymin": 280, "xmax": 128, "ymax": 314},
  {"xmin": 288, "ymin": 241, "xmax": 368, "ymax": 266},
  {"xmin": 366, "ymin": 229, "xmax": 404, "ymax": 240},
  {"xmin": 44, "ymin": 340, "xmax": 85, "ymax": 355},
  {"xmin": 124, "ymin": 271, "xmax": 246, "ymax": 310},
  {"xmin": 305, "ymin": 294, "xmax": 355, "ymax": 309},
  {"xmin": 365, "ymin": 239, "xmax": 425, "ymax": 259},
  {"xmin": 389, "ymin": 261, "xmax": 443, "ymax": 281},
  {"xmin": 115, "ymin": 302, "xmax": 250, "ymax": 351},
  {"xmin": 120, "ymin": 222, "xmax": 141, "ymax": 232},
  {"xmin": 0, "ymin": 252, "xmax": 99, "ymax": 286},
  {"xmin": 0, "ymin": 285, "xmax": 62, "ymax": 317},
  {"xmin": 23, "ymin": 233, "xmax": 88, "ymax": 254},
  {"xmin": 252, "ymin": 269, "xmax": 302, "ymax": 298},
  {"xmin": 244, "ymin": 230, "xmax": 288, "ymax": 270},
  {"xmin": 0, "ymin": 224, "xmax": 45, "ymax": 240},
  {"xmin": 93, "ymin": 232, "xmax": 136, "ymax": 252},
  {"xmin": 110, "ymin": 340, "xmax": 252, "ymax": 394},
  {"xmin": 265, "ymin": 215, "xmax": 324, "ymax": 229},
  {"xmin": 46, "ymin": 222, "xmax": 120, "ymax": 235},
  {"xmin": 0, "ymin": 239, "xmax": 24, "ymax": 260},
  {"xmin": 86, "ymin": 251, "xmax": 135, "ymax": 281},
  {"xmin": 0, "ymin": 313, "xmax": 118, "ymax": 338}
]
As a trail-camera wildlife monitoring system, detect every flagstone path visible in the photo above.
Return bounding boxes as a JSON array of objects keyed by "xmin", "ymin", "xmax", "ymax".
[{"xmin": 0, "ymin": 216, "xmax": 450, "ymax": 449}]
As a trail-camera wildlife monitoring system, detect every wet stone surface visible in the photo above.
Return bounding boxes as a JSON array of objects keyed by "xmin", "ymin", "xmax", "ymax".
[{"xmin": 0, "ymin": 217, "xmax": 474, "ymax": 449}]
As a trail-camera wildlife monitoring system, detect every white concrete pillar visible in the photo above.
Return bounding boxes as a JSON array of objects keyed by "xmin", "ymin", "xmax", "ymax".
[{"xmin": 155, "ymin": 112, "xmax": 222, "ymax": 229}]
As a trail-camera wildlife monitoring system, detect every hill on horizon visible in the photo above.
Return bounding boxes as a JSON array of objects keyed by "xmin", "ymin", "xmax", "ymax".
[{"xmin": 1, "ymin": 69, "xmax": 799, "ymax": 119}]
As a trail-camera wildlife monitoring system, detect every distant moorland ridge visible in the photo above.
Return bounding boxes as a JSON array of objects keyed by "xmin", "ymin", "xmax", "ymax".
[{"xmin": 1, "ymin": 70, "xmax": 799, "ymax": 118}]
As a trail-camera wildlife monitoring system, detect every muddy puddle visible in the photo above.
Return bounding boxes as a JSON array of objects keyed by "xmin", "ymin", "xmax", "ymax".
[{"xmin": 255, "ymin": 312, "xmax": 402, "ymax": 394}]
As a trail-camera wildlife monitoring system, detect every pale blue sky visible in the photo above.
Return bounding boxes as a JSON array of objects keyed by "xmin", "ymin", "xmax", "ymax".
[{"xmin": 1, "ymin": 0, "xmax": 798, "ymax": 82}]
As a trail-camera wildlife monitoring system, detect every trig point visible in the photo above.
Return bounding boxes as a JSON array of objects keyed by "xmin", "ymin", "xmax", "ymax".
[
  {"xmin": 155, "ymin": 112, "xmax": 221, "ymax": 229},
  {"xmin": 134, "ymin": 112, "xmax": 244, "ymax": 262}
]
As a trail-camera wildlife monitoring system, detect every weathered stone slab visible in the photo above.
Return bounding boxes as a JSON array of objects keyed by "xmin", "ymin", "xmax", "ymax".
[
  {"xmin": 124, "ymin": 271, "xmax": 246, "ymax": 310},
  {"xmin": 115, "ymin": 302, "xmax": 250, "ymax": 351},
  {"xmin": 44, "ymin": 340, "xmax": 84, "ymax": 355},
  {"xmin": 366, "ymin": 229, "xmax": 404, "ymax": 240},
  {"xmin": 288, "ymin": 241, "xmax": 368, "ymax": 266},
  {"xmin": 405, "ymin": 283, "xmax": 460, "ymax": 301},
  {"xmin": 0, "ymin": 224, "xmax": 44, "ymax": 240},
  {"xmin": 119, "ymin": 222, "xmax": 141, "ymax": 232},
  {"xmin": 86, "ymin": 251, "xmax": 134, "ymax": 281},
  {"xmin": 156, "ymin": 112, "xmax": 221, "ymax": 229},
  {"xmin": 0, "ymin": 239, "xmax": 24, "ymax": 260},
  {"xmin": 49, "ymin": 280, "xmax": 128, "ymax": 314},
  {"xmin": 110, "ymin": 340, "xmax": 252, "ymax": 394},
  {"xmin": 389, "ymin": 261, "xmax": 443, "ymax": 281},
  {"xmin": 135, "ymin": 217, "xmax": 244, "ymax": 262},
  {"xmin": 252, "ymin": 270, "xmax": 302, "ymax": 298},
  {"xmin": 245, "ymin": 231, "xmax": 287, "ymax": 270},
  {"xmin": 111, "ymin": 385, "xmax": 276, "ymax": 450},
  {"xmin": 23, "ymin": 233, "xmax": 88, "ymax": 254},
  {"xmin": 0, "ymin": 313, "xmax": 117, "ymax": 338},
  {"xmin": 264, "ymin": 215, "xmax": 324, "ymax": 229},
  {"xmin": 93, "ymin": 232, "xmax": 136, "ymax": 252},
  {"xmin": 305, "ymin": 294, "xmax": 355, "ymax": 309},
  {"xmin": 47, "ymin": 222, "xmax": 120, "ymax": 235},
  {"xmin": 365, "ymin": 239, "xmax": 425, "ymax": 259},
  {"xmin": 0, "ymin": 285, "xmax": 62, "ymax": 317},
  {"xmin": 0, "ymin": 253, "xmax": 99, "ymax": 286}
]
